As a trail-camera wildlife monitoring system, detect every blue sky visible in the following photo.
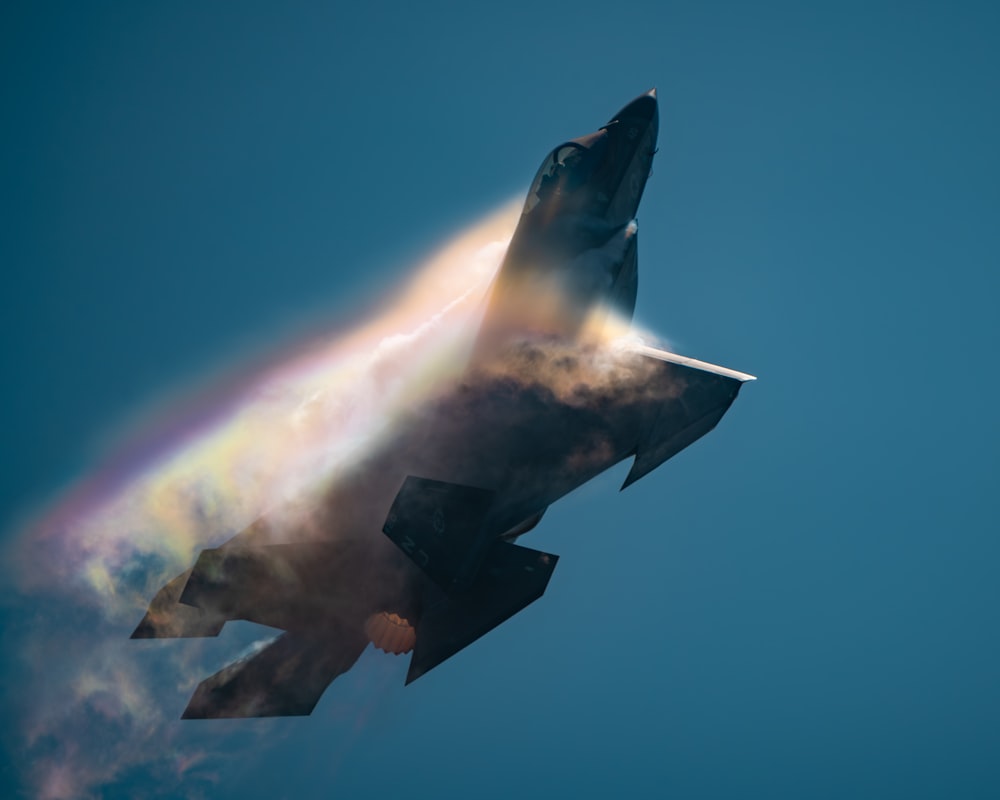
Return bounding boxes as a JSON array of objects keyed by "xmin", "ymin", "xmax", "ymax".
[{"xmin": 2, "ymin": 2, "xmax": 999, "ymax": 798}]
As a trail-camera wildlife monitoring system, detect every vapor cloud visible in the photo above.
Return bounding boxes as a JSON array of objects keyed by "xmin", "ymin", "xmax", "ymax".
[
  {"xmin": 4, "ymin": 202, "xmax": 522, "ymax": 798},
  {"xmin": 3, "ymin": 199, "xmax": 673, "ymax": 797}
]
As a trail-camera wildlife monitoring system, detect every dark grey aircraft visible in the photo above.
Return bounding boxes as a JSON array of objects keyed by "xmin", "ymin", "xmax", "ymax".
[{"xmin": 132, "ymin": 89, "xmax": 754, "ymax": 718}]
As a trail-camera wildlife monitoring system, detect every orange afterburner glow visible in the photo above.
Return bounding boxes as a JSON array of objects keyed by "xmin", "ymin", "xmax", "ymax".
[{"xmin": 365, "ymin": 612, "xmax": 416, "ymax": 655}]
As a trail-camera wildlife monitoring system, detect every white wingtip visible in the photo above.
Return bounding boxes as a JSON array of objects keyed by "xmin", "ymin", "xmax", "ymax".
[{"xmin": 634, "ymin": 345, "xmax": 757, "ymax": 383}]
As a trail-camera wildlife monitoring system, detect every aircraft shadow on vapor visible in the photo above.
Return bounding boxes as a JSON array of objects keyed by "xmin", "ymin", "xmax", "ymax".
[{"xmin": 132, "ymin": 89, "xmax": 755, "ymax": 719}]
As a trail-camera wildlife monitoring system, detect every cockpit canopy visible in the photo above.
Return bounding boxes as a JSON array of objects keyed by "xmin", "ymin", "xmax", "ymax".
[{"xmin": 522, "ymin": 130, "xmax": 608, "ymax": 215}]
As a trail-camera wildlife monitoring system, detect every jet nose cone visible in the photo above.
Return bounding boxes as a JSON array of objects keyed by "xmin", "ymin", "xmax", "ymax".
[{"xmin": 608, "ymin": 89, "xmax": 659, "ymax": 126}]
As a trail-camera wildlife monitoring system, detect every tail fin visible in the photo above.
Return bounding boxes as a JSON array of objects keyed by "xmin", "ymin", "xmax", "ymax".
[
  {"xmin": 406, "ymin": 539, "xmax": 558, "ymax": 684},
  {"xmin": 383, "ymin": 476, "xmax": 495, "ymax": 590}
]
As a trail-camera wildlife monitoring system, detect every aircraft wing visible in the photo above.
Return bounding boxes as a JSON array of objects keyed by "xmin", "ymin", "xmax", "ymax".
[{"xmin": 622, "ymin": 345, "xmax": 755, "ymax": 489}]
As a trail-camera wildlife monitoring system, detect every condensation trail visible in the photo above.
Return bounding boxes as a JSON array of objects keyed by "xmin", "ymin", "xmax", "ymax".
[{"xmin": 5, "ymin": 200, "xmax": 522, "ymax": 800}]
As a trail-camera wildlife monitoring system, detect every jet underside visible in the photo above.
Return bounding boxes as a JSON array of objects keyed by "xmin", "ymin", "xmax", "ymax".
[{"xmin": 132, "ymin": 89, "xmax": 754, "ymax": 718}]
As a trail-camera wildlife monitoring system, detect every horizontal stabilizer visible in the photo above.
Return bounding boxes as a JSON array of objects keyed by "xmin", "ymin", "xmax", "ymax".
[
  {"xmin": 178, "ymin": 542, "xmax": 363, "ymax": 633},
  {"xmin": 622, "ymin": 350, "xmax": 750, "ymax": 490},
  {"xmin": 136, "ymin": 540, "xmax": 379, "ymax": 638},
  {"xmin": 406, "ymin": 539, "xmax": 558, "ymax": 684},
  {"xmin": 182, "ymin": 628, "xmax": 368, "ymax": 719},
  {"xmin": 131, "ymin": 569, "xmax": 225, "ymax": 639},
  {"xmin": 383, "ymin": 476, "xmax": 495, "ymax": 590}
]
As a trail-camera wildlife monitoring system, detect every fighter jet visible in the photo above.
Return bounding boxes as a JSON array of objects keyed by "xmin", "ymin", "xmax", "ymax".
[{"xmin": 132, "ymin": 89, "xmax": 754, "ymax": 718}]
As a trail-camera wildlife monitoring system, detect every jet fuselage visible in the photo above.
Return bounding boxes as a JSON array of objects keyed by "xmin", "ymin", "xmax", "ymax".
[{"xmin": 132, "ymin": 90, "xmax": 753, "ymax": 718}]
